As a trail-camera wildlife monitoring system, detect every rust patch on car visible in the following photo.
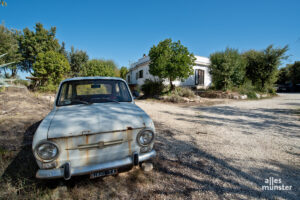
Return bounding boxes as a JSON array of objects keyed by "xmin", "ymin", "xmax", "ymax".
[
  {"xmin": 65, "ymin": 138, "xmax": 69, "ymax": 161},
  {"xmin": 126, "ymin": 127, "xmax": 133, "ymax": 155},
  {"xmin": 85, "ymin": 135, "xmax": 89, "ymax": 163}
]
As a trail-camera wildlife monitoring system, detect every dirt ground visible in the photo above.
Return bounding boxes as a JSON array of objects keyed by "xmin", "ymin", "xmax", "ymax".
[{"xmin": 0, "ymin": 89, "xmax": 299, "ymax": 199}]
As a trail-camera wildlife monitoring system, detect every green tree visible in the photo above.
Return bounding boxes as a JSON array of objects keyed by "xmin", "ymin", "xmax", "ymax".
[
  {"xmin": 149, "ymin": 38, "xmax": 195, "ymax": 90},
  {"xmin": 19, "ymin": 23, "xmax": 60, "ymax": 73},
  {"xmin": 277, "ymin": 66, "xmax": 291, "ymax": 84},
  {"xmin": 0, "ymin": 24, "xmax": 22, "ymax": 77},
  {"xmin": 209, "ymin": 48, "xmax": 246, "ymax": 90},
  {"xmin": 81, "ymin": 59, "xmax": 117, "ymax": 77},
  {"xmin": 59, "ymin": 41, "xmax": 68, "ymax": 59},
  {"xmin": 289, "ymin": 61, "xmax": 300, "ymax": 85},
  {"xmin": 244, "ymin": 45, "xmax": 288, "ymax": 89},
  {"xmin": 119, "ymin": 66, "xmax": 128, "ymax": 79},
  {"xmin": 33, "ymin": 51, "xmax": 70, "ymax": 91},
  {"xmin": 68, "ymin": 46, "xmax": 89, "ymax": 76}
]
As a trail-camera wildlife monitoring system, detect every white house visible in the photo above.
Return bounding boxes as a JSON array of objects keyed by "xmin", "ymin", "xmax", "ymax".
[{"xmin": 126, "ymin": 54, "xmax": 211, "ymax": 89}]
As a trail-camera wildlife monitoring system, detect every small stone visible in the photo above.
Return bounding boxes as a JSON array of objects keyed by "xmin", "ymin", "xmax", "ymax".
[
  {"xmin": 182, "ymin": 97, "xmax": 190, "ymax": 102},
  {"xmin": 240, "ymin": 95, "xmax": 247, "ymax": 100},
  {"xmin": 141, "ymin": 162, "xmax": 153, "ymax": 172}
]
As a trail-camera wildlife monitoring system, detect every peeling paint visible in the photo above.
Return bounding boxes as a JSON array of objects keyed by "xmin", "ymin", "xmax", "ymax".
[
  {"xmin": 86, "ymin": 135, "xmax": 89, "ymax": 163},
  {"xmin": 126, "ymin": 127, "xmax": 133, "ymax": 155},
  {"xmin": 66, "ymin": 138, "xmax": 69, "ymax": 161}
]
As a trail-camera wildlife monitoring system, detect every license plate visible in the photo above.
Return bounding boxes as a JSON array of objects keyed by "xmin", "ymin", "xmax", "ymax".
[{"xmin": 90, "ymin": 169, "xmax": 118, "ymax": 179}]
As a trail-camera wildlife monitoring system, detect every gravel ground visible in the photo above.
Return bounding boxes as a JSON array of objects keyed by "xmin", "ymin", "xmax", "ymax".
[
  {"xmin": 0, "ymin": 91, "xmax": 299, "ymax": 199},
  {"xmin": 136, "ymin": 93, "xmax": 300, "ymax": 199}
]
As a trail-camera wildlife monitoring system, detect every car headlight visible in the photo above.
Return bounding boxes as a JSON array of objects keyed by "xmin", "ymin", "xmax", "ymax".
[
  {"xmin": 137, "ymin": 129, "xmax": 154, "ymax": 146},
  {"xmin": 35, "ymin": 141, "xmax": 59, "ymax": 162}
]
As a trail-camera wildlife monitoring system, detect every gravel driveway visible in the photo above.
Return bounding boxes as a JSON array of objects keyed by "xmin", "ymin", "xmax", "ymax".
[{"xmin": 136, "ymin": 93, "xmax": 300, "ymax": 199}]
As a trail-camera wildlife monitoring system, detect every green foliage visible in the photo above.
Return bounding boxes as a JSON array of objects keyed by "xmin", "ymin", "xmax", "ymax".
[
  {"xmin": 277, "ymin": 66, "xmax": 291, "ymax": 84},
  {"xmin": 33, "ymin": 51, "xmax": 70, "ymax": 91},
  {"xmin": 68, "ymin": 46, "xmax": 89, "ymax": 76},
  {"xmin": 232, "ymin": 80, "xmax": 257, "ymax": 99},
  {"xmin": 288, "ymin": 61, "xmax": 300, "ymax": 84},
  {"xmin": 209, "ymin": 48, "xmax": 246, "ymax": 90},
  {"xmin": 59, "ymin": 41, "xmax": 68, "ymax": 59},
  {"xmin": 120, "ymin": 66, "xmax": 128, "ymax": 79},
  {"xmin": 149, "ymin": 38, "xmax": 195, "ymax": 90},
  {"xmin": 81, "ymin": 59, "xmax": 117, "ymax": 77},
  {"xmin": 19, "ymin": 23, "xmax": 61, "ymax": 73},
  {"xmin": 0, "ymin": 24, "xmax": 22, "ymax": 77},
  {"xmin": 141, "ymin": 79, "xmax": 165, "ymax": 96},
  {"xmin": 245, "ymin": 91, "xmax": 258, "ymax": 99},
  {"xmin": 243, "ymin": 45, "xmax": 288, "ymax": 90},
  {"xmin": 276, "ymin": 61, "xmax": 300, "ymax": 85}
]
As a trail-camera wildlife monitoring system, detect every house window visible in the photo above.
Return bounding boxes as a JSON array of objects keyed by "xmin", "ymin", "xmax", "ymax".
[
  {"xmin": 127, "ymin": 75, "xmax": 130, "ymax": 83},
  {"xmin": 136, "ymin": 72, "xmax": 138, "ymax": 80},
  {"xmin": 195, "ymin": 69, "xmax": 204, "ymax": 85},
  {"xmin": 139, "ymin": 70, "xmax": 143, "ymax": 78}
]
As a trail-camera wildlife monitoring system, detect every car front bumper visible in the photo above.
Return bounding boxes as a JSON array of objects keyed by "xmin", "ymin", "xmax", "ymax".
[{"xmin": 36, "ymin": 150, "xmax": 156, "ymax": 179}]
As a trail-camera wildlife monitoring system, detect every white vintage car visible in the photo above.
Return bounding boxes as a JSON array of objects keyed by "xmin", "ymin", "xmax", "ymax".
[{"xmin": 32, "ymin": 77, "xmax": 156, "ymax": 180}]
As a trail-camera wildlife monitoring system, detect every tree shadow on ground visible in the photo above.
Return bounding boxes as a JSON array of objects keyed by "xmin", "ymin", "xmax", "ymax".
[
  {"xmin": 152, "ymin": 122, "xmax": 299, "ymax": 199},
  {"xmin": 161, "ymin": 105, "xmax": 300, "ymax": 138}
]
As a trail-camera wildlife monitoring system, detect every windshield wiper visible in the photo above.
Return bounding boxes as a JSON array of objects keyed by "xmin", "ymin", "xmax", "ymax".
[{"xmin": 71, "ymin": 99, "xmax": 93, "ymax": 105}]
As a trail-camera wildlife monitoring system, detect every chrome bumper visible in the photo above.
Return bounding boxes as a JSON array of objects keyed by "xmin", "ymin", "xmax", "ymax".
[{"xmin": 36, "ymin": 150, "xmax": 156, "ymax": 179}]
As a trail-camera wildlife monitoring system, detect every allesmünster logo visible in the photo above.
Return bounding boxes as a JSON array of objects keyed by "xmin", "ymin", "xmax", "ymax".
[{"xmin": 262, "ymin": 177, "xmax": 292, "ymax": 191}]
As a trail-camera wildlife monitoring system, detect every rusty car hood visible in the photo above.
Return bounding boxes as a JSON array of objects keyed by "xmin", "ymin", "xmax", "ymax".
[{"xmin": 47, "ymin": 102, "xmax": 148, "ymax": 139}]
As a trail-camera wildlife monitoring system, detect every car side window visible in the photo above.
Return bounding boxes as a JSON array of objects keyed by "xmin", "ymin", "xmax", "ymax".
[{"xmin": 119, "ymin": 82, "xmax": 131, "ymax": 101}]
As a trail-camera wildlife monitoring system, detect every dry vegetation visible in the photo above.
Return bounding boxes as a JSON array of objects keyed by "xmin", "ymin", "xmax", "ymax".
[{"xmin": 0, "ymin": 89, "xmax": 299, "ymax": 199}]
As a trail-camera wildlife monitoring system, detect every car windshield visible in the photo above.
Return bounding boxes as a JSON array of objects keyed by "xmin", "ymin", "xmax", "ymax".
[{"xmin": 57, "ymin": 79, "xmax": 132, "ymax": 106}]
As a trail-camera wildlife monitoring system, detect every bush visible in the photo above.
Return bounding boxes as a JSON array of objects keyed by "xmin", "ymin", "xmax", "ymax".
[
  {"xmin": 173, "ymin": 87, "xmax": 195, "ymax": 98},
  {"xmin": 167, "ymin": 94, "xmax": 183, "ymax": 103},
  {"xmin": 245, "ymin": 91, "xmax": 257, "ymax": 99},
  {"xmin": 233, "ymin": 80, "xmax": 255, "ymax": 95},
  {"xmin": 141, "ymin": 79, "xmax": 165, "ymax": 97},
  {"xmin": 267, "ymin": 87, "xmax": 277, "ymax": 95}
]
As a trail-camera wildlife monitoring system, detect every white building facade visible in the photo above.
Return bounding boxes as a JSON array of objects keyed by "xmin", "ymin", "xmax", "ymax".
[{"xmin": 126, "ymin": 55, "xmax": 211, "ymax": 88}]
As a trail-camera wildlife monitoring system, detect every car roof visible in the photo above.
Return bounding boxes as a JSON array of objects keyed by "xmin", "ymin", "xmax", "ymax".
[{"xmin": 60, "ymin": 76, "xmax": 125, "ymax": 84}]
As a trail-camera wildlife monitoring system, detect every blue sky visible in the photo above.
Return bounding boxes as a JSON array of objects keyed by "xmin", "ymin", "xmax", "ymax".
[{"xmin": 1, "ymin": 0, "xmax": 300, "ymax": 78}]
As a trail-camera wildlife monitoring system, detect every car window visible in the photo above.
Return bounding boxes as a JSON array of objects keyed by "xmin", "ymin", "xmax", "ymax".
[
  {"xmin": 76, "ymin": 84, "xmax": 112, "ymax": 95},
  {"xmin": 57, "ymin": 80, "xmax": 132, "ymax": 106}
]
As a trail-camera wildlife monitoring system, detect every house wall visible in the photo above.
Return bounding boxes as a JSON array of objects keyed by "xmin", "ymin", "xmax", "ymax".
[{"xmin": 126, "ymin": 55, "xmax": 211, "ymax": 88}]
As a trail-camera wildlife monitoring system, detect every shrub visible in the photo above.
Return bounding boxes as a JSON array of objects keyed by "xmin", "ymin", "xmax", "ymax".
[
  {"xmin": 245, "ymin": 91, "xmax": 257, "ymax": 99},
  {"xmin": 267, "ymin": 87, "xmax": 277, "ymax": 95},
  {"xmin": 168, "ymin": 94, "xmax": 183, "ymax": 103},
  {"xmin": 141, "ymin": 79, "xmax": 165, "ymax": 97},
  {"xmin": 173, "ymin": 87, "xmax": 195, "ymax": 98}
]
